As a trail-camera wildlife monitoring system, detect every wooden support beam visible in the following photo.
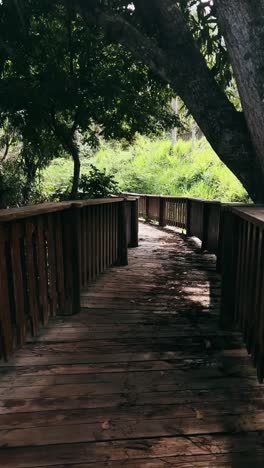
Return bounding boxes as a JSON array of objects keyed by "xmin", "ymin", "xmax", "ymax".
[
  {"xmin": 129, "ymin": 199, "xmax": 139, "ymax": 247},
  {"xmin": 117, "ymin": 201, "xmax": 128, "ymax": 266}
]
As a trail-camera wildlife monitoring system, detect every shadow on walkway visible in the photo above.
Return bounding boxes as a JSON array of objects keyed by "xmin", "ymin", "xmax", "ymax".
[{"xmin": 0, "ymin": 221, "xmax": 264, "ymax": 467}]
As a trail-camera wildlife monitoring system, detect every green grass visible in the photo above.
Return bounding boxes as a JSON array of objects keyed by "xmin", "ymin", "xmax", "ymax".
[{"xmin": 41, "ymin": 135, "xmax": 249, "ymax": 202}]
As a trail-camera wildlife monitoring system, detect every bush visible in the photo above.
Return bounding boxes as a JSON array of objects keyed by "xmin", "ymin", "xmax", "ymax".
[
  {"xmin": 0, "ymin": 160, "xmax": 25, "ymax": 208},
  {"xmin": 50, "ymin": 164, "xmax": 119, "ymax": 201},
  {"xmin": 78, "ymin": 165, "xmax": 119, "ymax": 199}
]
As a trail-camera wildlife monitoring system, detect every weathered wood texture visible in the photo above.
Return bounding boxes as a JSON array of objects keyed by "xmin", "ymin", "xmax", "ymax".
[
  {"xmin": 123, "ymin": 193, "xmax": 224, "ymax": 254},
  {"xmin": 221, "ymin": 206, "xmax": 264, "ymax": 382},
  {"xmin": 126, "ymin": 194, "xmax": 188, "ymax": 231},
  {"xmin": 0, "ymin": 198, "xmax": 135, "ymax": 361},
  {"xmin": 123, "ymin": 193, "xmax": 260, "ymax": 260},
  {"xmin": 0, "ymin": 222, "xmax": 263, "ymax": 467},
  {"xmin": 125, "ymin": 194, "xmax": 264, "ymax": 382}
]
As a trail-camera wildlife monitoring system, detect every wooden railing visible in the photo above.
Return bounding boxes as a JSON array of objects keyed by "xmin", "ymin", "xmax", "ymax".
[
  {"xmin": 123, "ymin": 193, "xmax": 254, "ymax": 257},
  {"xmin": 220, "ymin": 206, "xmax": 264, "ymax": 381},
  {"xmin": 3, "ymin": 190, "xmax": 264, "ymax": 381},
  {"xmin": 123, "ymin": 192, "xmax": 264, "ymax": 381},
  {"xmin": 124, "ymin": 193, "xmax": 188, "ymax": 230},
  {"xmin": 0, "ymin": 197, "xmax": 138, "ymax": 361},
  {"xmin": 123, "ymin": 193, "xmax": 221, "ymax": 254}
]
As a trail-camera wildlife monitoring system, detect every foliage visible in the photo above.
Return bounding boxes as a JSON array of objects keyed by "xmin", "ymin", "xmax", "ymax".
[
  {"xmin": 0, "ymin": 0, "xmax": 178, "ymax": 197},
  {"xmin": 0, "ymin": 119, "xmax": 20, "ymax": 163},
  {"xmin": 78, "ymin": 165, "xmax": 118, "ymax": 199},
  {"xmin": 0, "ymin": 160, "xmax": 24, "ymax": 208},
  {"xmin": 50, "ymin": 164, "xmax": 119, "ymax": 201},
  {"xmin": 87, "ymin": 0, "xmax": 234, "ymax": 93},
  {"xmin": 42, "ymin": 136, "xmax": 249, "ymax": 203},
  {"xmin": 0, "ymin": 160, "xmax": 42, "ymax": 208},
  {"xmin": 93, "ymin": 135, "xmax": 249, "ymax": 202},
  {"xmin": 177, "ymin": 1, "xmax": 232, "ymax": 88}
]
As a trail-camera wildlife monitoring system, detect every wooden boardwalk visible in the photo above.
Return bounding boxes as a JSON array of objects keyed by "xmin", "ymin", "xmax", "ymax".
[{"xmin": 0, "ymin": 222, "xmax": 264, "ymax": 467}]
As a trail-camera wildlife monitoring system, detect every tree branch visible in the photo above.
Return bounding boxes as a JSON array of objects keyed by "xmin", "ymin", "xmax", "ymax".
[
  {"xmin": 74, "ymin": 0, "xmax": 264, "ymax": 200},
  {"xmin": 1, "ymin": 141, "xmax": 10, "ymax": 162}
]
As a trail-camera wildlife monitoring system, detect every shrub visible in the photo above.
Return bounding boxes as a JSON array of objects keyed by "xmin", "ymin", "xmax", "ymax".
[
  {"xmin": 50, "ymin": 164, "xmax": 119, "ymax": 201},
  {"xmin": 0, "ymin": 160, "xmax": 25, "ymax": 208},
  {"xmin": 78, "ymin": 165, "xmax": 119, "ymax": 199}
]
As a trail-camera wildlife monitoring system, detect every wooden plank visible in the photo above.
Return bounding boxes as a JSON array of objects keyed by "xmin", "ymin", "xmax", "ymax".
[
  {"xmin": 0, "ymin": 354, "xmax": 256, "ymax": 377},
  {"xmin": 81, "ymin": 207, "xmax": 87, "ymax": 287},
  {"xmin": 24, "ymin": 220, "xmax": 40, "ymax": 336},
  {"xmin": 0, "ymin": 224, "xmax": 14, "ymax": 359},
  {"xmin": 99, "ymin": 204, "xmax": 104, "ymax": 273},
  {"xmin": 10, "ymin": 222, "xmax": 27, "ymax": 347},
  {"xmin": 54, "ymin": 212, "xmax": 65, "ymax": 314},
  {"xmin": 11, "ymin": 332, "xmax": 244, "ymax": 349},
  {"xmin": 2, "ymin": 399, "xmax": 264, "ymax": 429},
  {"xmin": 87, "ymin": 206, "xmax": 92, "ymax": 282},
  {"xmin": 0, "ymin": 373, "xmax": 260, "ymax": 400},
  {"xmin": 36, "ymin": 216, "xmax": 50, "ymax": 326},
  {"xmin": 46, "ymin": 214, "xmax": 58, "ymax": 316},
  {"xmin": 0, "ymin": 220, "xmax": 263, "ymax": 468},
  {"xmin": 0, "ymin": 350, "xmax": 235, "ymax": 367},
  {"xmin": 61, "ymin": 208, "xmax": 81, "ymax": 315},
  {"xmin": 0, "ymin": 198, "xmax": 123, "ymax": 222},
  {"xmin": 0, "ymin": 362, "xmax": 256, "ymax": 387},
  {"xmin": 1, "ymin": 387, "xmax": 264, "ymax": 415},
  {"xmin": 109, "ymin": 203, "xmax": 113, "ymax": 264},
  {"xmin": 94, "ymin": 205, "xmax": 99, "ymax": 276},
  {"xmin": 31, "ymin": 454, "xmax": 264, "ymax": 468},
  {"xmin": 0, "ymin": 202, "xmax": 72, "ymax": 222},
  {"xmin": 91, "ymin": 206, "xmax": 96, "ymax": 280},
  {"xmin": 3, "ymin": 412, "xmax": 264, "ymax": 448},
  {"xmin": 1, "ymin": 433, "xmax": 264, "ymax": 467}
]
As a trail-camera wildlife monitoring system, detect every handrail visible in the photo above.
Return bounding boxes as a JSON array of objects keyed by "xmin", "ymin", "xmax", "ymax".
[
  {"xmin": 122, "ymin": 192, "xmax": 254, "ymax": 255},
  {"xmin": 231, "ymin": 206, "xmax": 264, "ymax": 226},
  {"xmin": 122, "ymin": 192, "xmax": 219, "ymax": 203},
  {"xmin": 122, "ymin": 192, "xmax": 222, "ymax": 253},
  {"xmin": 0, "ymin": 198, "xmax": 125, "ymax": 222},
  {"xmin": 220, "ymin": 204, "xmax": 264, "ymax": 381},
  {"xmin": 0, "ymin": 197, "xmax": 138, "ymax": 361}
]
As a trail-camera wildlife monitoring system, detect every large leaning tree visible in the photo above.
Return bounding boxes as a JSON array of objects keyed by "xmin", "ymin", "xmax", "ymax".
[{"xmin": 70, "ymin": 0, "xmax": 264, "ymax": 203}]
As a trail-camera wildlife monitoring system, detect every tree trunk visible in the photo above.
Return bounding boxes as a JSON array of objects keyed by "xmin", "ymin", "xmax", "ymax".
[
  {"xmin": 215, "ymin": 0, "xmax": 264, "ymax": 183},
  {"xmin": 80, "ymin": 0, "xmax": 264, "ymax": 202},
  {"xmin": 71, "ymin": 146, "xmax": 81, "ymax": 199},
  {"xmin": 52, "ymin": 124, "xmax": 81, "ymax": 199},
  {"xmin": 64, "ymin": 137, "xmax": 80, "ymax": 200},
  {"xmin": 22, "ymin": 164, "xmax": 37, "ymax": 205},
  {"xmin": 138, "ymin": 0, "xmax": 264, "ymax": 201},
  {"xmin": 1, "ymin": 141, "xmax": 10, "ymax": 162}
]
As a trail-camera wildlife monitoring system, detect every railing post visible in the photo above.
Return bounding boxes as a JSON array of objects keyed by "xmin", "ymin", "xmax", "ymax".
[
  {"xmin": 62, "ymin": 205, "xmax": 81, "ymax": 315},
  {"xmin": 0, "ymin": 224, "xmax": 13, "ymax": 360},
  {"xmin": 186, "ymin": 199, "xmax": 191, "ymax": 236},
  {"xmin": 117, "ymin": 200, "xmax": 128, "ymax": 266},
  {"xmin": 146, "ymin": 196, "xmax": 150, "ymax": 221},
  {"xmin": 159, "ymin": 197, "xmax": 166, "ymax": 227},
  {"xmin": 220, "ymin": 209, "xmax": 238, "ymax": 329},
  {"xmin": 201, "ymin": 201, "xmax": 208, "ymax": 250},
  {"xmin": 201, "ymin": 201, "xmax": 221, "ymax": 253},
  {"xmin": 129, "ymin": 199, "xmax": 139, "ymax": 247}
]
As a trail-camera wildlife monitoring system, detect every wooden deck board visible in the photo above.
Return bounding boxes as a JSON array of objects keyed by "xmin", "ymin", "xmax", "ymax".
[{"xmin": 0, "ymin": 222, "xmax": 263, "ymax": 467}]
